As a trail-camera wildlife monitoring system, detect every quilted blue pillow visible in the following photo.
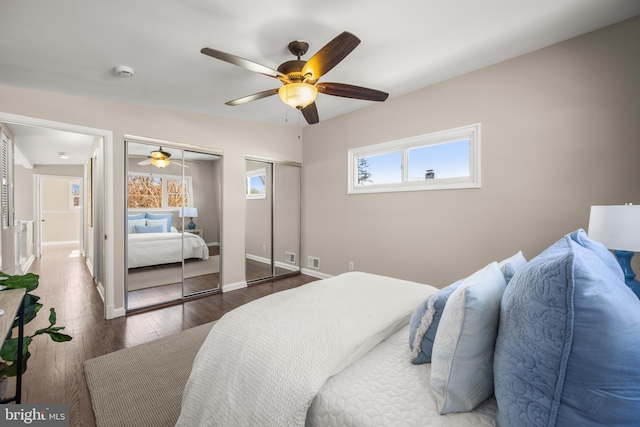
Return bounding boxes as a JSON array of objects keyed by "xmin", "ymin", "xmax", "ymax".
[
  {"xmin": 409, "ymin": 279, "xmax": 463, "ymax": 364},
  {"xmin": 134, "ymin": 225, "xmax": 164, "ymax": 234},
  {"xmin": 494, "ymin": 229, "xmax": 640, "ymax": 427},
  {"xmin": 145, "ymin": 213, "xmax": 173, "ymax": 233}
]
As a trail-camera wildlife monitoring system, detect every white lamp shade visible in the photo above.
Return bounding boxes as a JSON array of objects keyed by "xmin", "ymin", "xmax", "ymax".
[
  {"xmin": 588, "ymin": 205, "xmax": 640, "ymax": 252},
  {"xmin": 179, "ymin": 207, "xmax": 198, "ymax": 218},
  {"xmin": 278, "ymin": 83, "xmax": 318, "ymax": 109}
]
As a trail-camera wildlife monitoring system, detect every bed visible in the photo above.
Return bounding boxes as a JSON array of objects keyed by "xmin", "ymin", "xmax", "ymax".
[
  {"xmin": 127, "ymin": 230, "xmax": 209, "ymax": 269},
  {"xmin": 176, "ymin": 229, "xmax": 640, "ymax": 427}
]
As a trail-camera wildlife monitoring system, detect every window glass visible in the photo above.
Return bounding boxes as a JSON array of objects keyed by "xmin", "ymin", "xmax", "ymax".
[
  {"xmin": 357, "ymin": 151, "xmax": 402, "ymax": 186},
  {"xmin": 407, "ymin": 139, "xmax": 470, "ymax": 181},
  {"xmin": 347, "ymin": 123, "xmax": 481, "ymax": 194}
]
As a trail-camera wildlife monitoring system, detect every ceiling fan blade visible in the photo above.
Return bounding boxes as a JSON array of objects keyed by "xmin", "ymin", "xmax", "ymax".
[
  {"xmin": 173, "ymin": 161, "xmax": 189, "ymax": 168},
  {"xmin": 302, "ymin": 32, "xmax": 360, "ymax": 82},
  {"xmin": 225, "ymin": 88, "xmax": 280, "ymax": 106},
  {"xmin": 317, "ymin": 82, "xmax": 389, "ymax": 102},
  {"xmin": 138, "ymin": 159, "xmax": 152, "ymax": 166},
  {"xmin": 201, "ymin": 48, "xmax": 288, "ymax": 81},
  {"xmin": 301, "ymin": 103, "xmax": 319, "ymax": 125}
]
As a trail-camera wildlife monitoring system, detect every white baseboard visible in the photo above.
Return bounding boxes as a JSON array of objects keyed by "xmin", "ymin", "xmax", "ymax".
[
  {"xmin": 246, "ymin": 254, "xmax": 300, "ymax": 272},
  {"xmin": 85, "ymin": 258, "xmax": 94, "ymax": 276},
  {"xmin": 300, "ymin": 268, "xmax": 333, "ymax": 279},
  {"xmin": 222, "ymin": 280, "xmax": 247, "ymax": 293},
  {"xmin": 18, "ymin": 255, "xmax": 35, "ymax": 274},
  {"xmin": 41, "ymin": 240, "xmax": 80, "ymax": 246}
]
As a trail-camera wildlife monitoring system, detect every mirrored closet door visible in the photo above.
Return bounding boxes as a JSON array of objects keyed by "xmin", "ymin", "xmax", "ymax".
[
  {"xmin": 126, "ymin": 140, "xmax": 221, "ymax": 311},
  {"xmin": 245, "ymin": 158, "xmax": 300, "ymax": 283}
]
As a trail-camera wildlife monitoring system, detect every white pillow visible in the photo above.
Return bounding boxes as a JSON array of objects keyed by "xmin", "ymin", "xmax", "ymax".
[
  {"xmin": 127, "ymin": 219, "xmax": 146, "ymax": 234},
  {"xmin": 146, "ymin": 218, "xmax": 168, "ymax": 232},
  {"xmin": 430, "ymin": 262, "xmax": 507, "ymax": 414}
]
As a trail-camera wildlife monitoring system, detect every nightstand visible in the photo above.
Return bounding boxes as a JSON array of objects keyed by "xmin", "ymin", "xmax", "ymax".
[{"xmin": 184, "ymin": 228, "xmax": 203, "ymax": 239}]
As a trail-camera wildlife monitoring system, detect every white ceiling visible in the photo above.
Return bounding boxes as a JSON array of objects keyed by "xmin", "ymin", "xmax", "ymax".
[{"xmin": 1, "ymin": 0, "xmax": 639, "ymax": 165}]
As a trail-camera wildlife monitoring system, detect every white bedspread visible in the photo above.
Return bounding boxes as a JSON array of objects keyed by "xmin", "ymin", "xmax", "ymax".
[
  {"xmin": 128, "ymin": 231, "xmax": 209, "ymax": 269},
  {"xmin": 307, "ymin": 324, "xmax": 497, "ymax": 426},
  {"xmin": 176, "ymin": 272, "xmax": 437, "ymax": 427}
]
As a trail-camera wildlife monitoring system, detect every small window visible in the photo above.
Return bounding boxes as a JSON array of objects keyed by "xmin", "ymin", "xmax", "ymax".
[
  {"xmin": 246, "ymin": 168, "xmax": 267, "ymax": 199},
  {"xmin": 348, "ymin": 123, "xmax": 481, "ymax": 194},
  {"xmin": 127, "ymin": 173, "xmax": 193, "ymax": 209},
  {"xmin": 69, "ymin": 182, "xmax": 80, "ymax": 210}
]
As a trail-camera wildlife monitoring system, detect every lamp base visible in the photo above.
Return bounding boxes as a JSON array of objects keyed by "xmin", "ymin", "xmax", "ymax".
[
  {"xmin": 188, "ymin": 219, "xmax": 196, "ymax": 230},
  {"xmin": 614, "ymin": 250, "xmax": 640, "ymax": 299}
]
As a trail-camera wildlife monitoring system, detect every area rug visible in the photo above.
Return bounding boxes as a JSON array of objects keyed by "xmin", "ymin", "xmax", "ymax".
[
  {"xmin": 84, "ymin": 321, "xmax": 215, "ymax": 427},
  {"xmin": 127, "ymin": 255, "xmax": 219, "ymax": 291}
]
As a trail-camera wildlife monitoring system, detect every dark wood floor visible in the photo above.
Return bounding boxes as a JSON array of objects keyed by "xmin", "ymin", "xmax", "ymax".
[{"xmin": 15, "ymin": 244, "xmax": 318, "ymax": 427}]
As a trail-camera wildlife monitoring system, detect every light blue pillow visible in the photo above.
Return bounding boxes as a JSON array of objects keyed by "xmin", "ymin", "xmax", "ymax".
[
  {"xmin": 409, "ymin": 279, "xmax": 463, "ymax": 364},
  {"xmin": 134, "ymin": 225, "xmax": 164, "ymax": 234},
  {"xmin": 146, "ymin": 219, "xmax": 168, "ymax": 231},
  {"xmin": 127, "ymin": 218, "xmax": 146, "ymax": 234},
  {"xmin": 145, "ymin": 213, "xmax": 173, "ymax": 233},
  {"xmin": 430, "ymin": 262, "xmax": 507, "ymax": 414},
  {"xmin": 128, "ymin": 212, "xmax": 146, "ymax": 220},
  {"xmin": 498, "ymin": 251, "xmax": 527, "ymax": 284},
  {"xmin": 494, "ymin": 229, "xmax": 640, "ymax": 427}
]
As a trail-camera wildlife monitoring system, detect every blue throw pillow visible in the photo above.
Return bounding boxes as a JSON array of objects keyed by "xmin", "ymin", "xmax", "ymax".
[
  {"xmin": 498, "ymin": 251, "xmax": 527, "ymax": 285},
  {"xmin": 134, "ymin": 225, "xmax": 164, "ymax": 234},
  {"xmin": 127, "ymin": 218, "xmax": 146, "ymax": 234},
  {"xmin": 494, "ymin": 229, "xmax": 640, "ymax": 427},
  {"xmin": 409, "ymin": 279, "xmax": 463, "ymax": 364},
  {"xmin": 145, "ymin": 213, "xmax": 173, "ymax": 233},
  {"xmin": 128, "ymin": 212, "xmax": 146, "ymax": 220}
]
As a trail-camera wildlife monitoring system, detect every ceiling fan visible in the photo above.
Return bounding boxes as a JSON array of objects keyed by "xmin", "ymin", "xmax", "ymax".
[
  {"xmin": 137, "ymin": 147, "xmax": 189, "ymax": 168},
  {"xmin": 201, "ymin": 31, "xmax": 389, "ymax": 125}
]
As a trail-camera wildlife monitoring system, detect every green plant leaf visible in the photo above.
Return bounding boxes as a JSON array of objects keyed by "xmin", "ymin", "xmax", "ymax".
[
  {"xmin": 0, "ymin": 336, "xmax": 32, "ymax": 362},
  {"xmin": 0, "ymin": 273, "xmax": 39, "ymax": 292},
  {"xmin": 0, "ymin": 351, "xmax": 32, "ymax": 377},
  {"xmin": 47, "ymin": 332, "xmax": 72, "ymax": 342},
  {"xmin": 48, "ymin": 307, "xmax": 57, "ymax": 326}
]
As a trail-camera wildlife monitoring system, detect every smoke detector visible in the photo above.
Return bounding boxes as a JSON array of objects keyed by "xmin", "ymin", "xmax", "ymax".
[{"xmin": 114, "ymin": 65, "xmax": 135, "ymax": 77}]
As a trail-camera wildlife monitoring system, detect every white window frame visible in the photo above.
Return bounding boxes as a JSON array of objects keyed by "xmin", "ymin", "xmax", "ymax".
[
  {"xmin": 347, "ymin": 123, "xmax": 481, "ymax": 194},
  {"xmin": 126, "ymin": 172, "xmax": 194, "ymax": 210}
]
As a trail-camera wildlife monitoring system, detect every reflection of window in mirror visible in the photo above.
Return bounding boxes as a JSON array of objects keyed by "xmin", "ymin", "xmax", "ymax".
[
  {"xmin": 246, "ymin": 168, "xmax": 266, "ymax": 199},
  {"xmin": 69, "ymin": 182, "xmax": 80, "ymax": 210},
  {"xmin": 127, "ymin": 173, "xmax": 193, "ymax": 209}
]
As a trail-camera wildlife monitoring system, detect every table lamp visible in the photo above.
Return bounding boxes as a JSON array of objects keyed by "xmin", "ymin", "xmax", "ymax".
[
  {"xmin": 179, "ymin": 207, "xmax": 198, "ymax": 230},
  {"xmin": 588, "ymin": 204, "xmax": 640, "ymax": 298}
]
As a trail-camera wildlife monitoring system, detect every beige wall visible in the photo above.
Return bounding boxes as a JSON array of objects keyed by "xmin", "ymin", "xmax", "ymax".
[
  {"xmin": 0, "ymin": 85, "xmax": 300, "ymax": 313},
  {"xmin": 301, "ymin": 17, "xmax": 640, "ymax": 287},
  {"xmin": 41, "ymin": 176, "xmax": 80, "ymax": 243}
]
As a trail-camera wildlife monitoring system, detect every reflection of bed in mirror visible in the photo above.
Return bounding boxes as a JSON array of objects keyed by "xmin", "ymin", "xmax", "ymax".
[
  {"xmin": 128, "ymin": 229, "xmax": 209, "ymax": 269},
  {"xmin": 127, "ymin": 228, "xmax": 217, "ymax": 292}
]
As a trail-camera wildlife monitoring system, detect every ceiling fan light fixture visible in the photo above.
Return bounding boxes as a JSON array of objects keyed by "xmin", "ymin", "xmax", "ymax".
[
  {"xmin": 149, "ymin": 147, "xmax": 170, "ymax": 160},
  {"xmin": 151, "ymin": 157, "xmax": 171, "ymax": 168},
  {"xmin": 278, "ymin": 83, "xmax": 318, "ymax": 109}
]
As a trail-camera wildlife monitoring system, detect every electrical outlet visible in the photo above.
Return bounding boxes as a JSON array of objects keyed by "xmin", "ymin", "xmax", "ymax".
[{"xmin": 349, "ymin": 261, "xmax": 354, "ymax": 271}]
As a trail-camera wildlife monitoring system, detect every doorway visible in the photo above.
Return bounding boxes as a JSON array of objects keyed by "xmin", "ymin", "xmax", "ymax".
[{"xmin": 0, "ymin": 111, "xmax": 114, "ymax": 319}]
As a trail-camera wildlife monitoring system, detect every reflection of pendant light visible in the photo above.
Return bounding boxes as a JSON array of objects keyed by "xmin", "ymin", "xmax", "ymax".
[
  {"xmin": 149, "ymin": 147, "xmax": 171, "ymax": 168},
  {"xmin": 151, "ymin": 157, "xmax": 171, "ymax": 168},
  {"xmin": 278, "ymin": 83, "xmax": 318, "ymax": 109}
]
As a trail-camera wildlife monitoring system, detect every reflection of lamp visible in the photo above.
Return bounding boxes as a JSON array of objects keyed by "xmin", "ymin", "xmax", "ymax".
[
  {"xmin": 278, "ymin": 83, "xmax": 318, "ymax": 109},
  {"xmin": 149, "ymin": 147, "xmax": 171, "ymax": 168},
  {"xmin": 179, "ymin": 207, "xmax": 198, "ymax": 230},
  {"xmin": 588, "ymin": 204, "xmax": 640, "ymax": 298}
]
